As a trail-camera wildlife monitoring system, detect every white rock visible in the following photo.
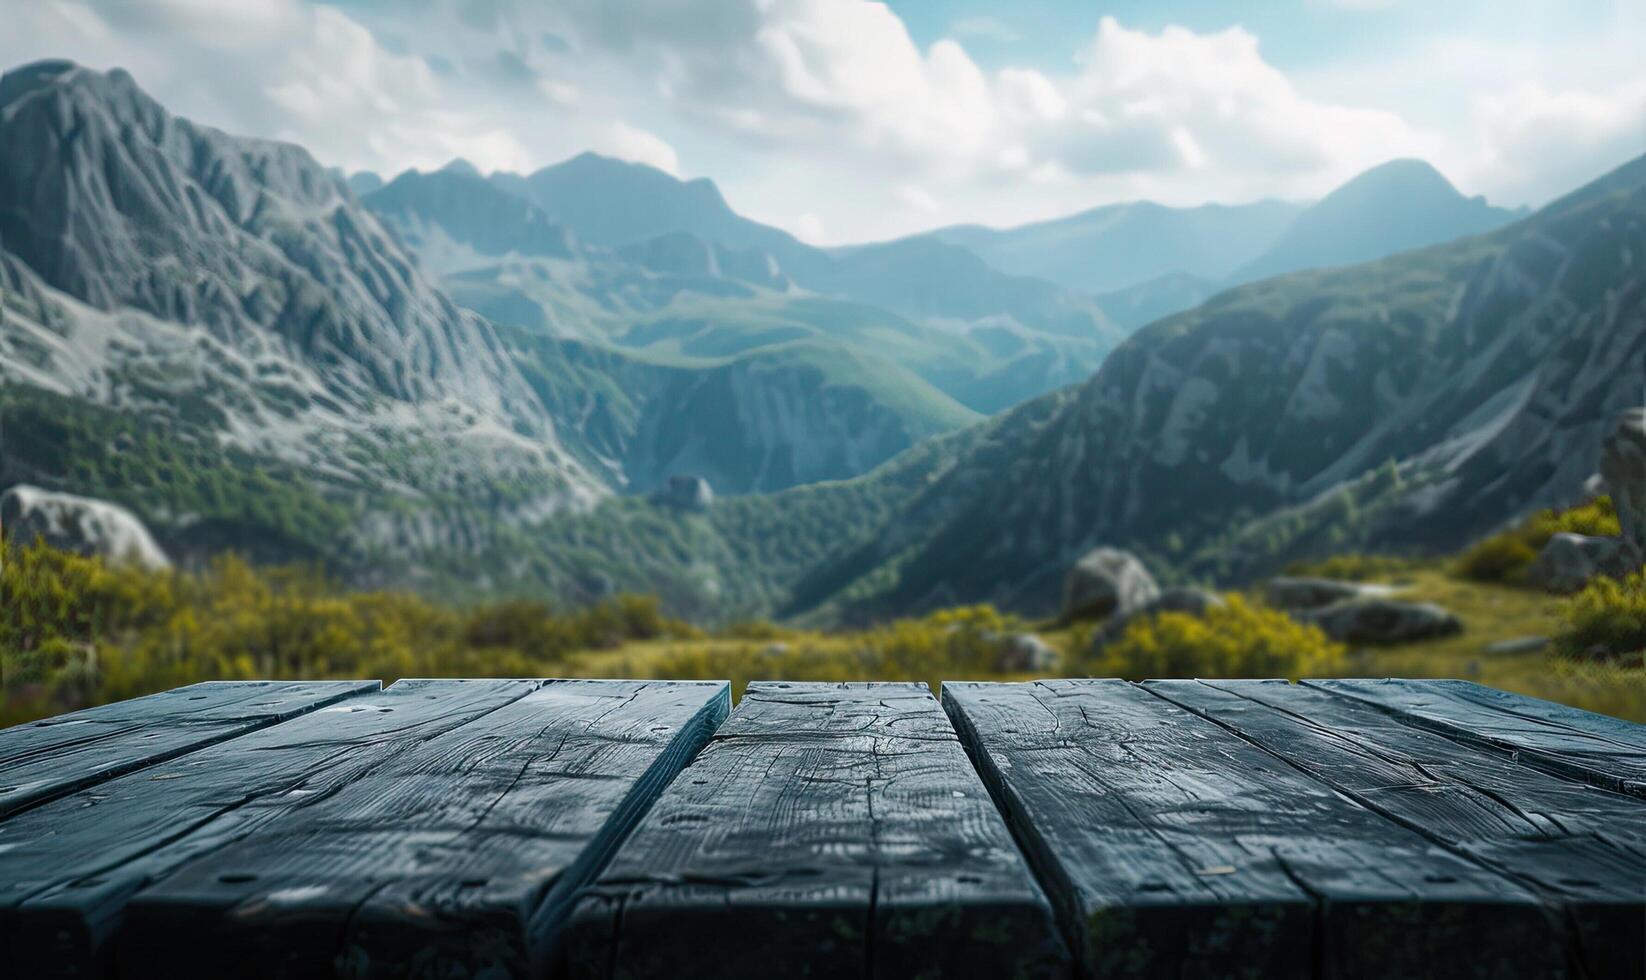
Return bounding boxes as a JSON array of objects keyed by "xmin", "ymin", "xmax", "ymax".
[
  {"xmin": 1601, "ymin": 408, "xmax": 1646, "ymax": 561},
  {"xmin": 994, "ymin": 633, "xmax": 1059, "ymax": 673},
  {"xmin": 1526, "ymin": 532, "xmax": 1630, "ymax": 593},
  {"xmin": 2, "ymin": 484, "xmax": 170, "ymax": 569},
  {"xmin": 1061, "ymin": 548, "xmax": 1160, "ymax": 622}
]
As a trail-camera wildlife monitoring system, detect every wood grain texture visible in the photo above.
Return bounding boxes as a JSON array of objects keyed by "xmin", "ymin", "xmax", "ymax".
[
  {"xmin": 0, "ymin": 680, "xmax": 379, "ymax": 818},
  {"xmin": 1312, "ymin": 679, "xmax": 1646, "ymax": 798},
  {"xmin": 0, "ymin": 678, "xmax": 542, "ymax": 978},
  {"xmin": 117, "ymin": 679, "xmax": 729, "ymax": 979},
  {"xmin": 943, "ymin": 679, "xmax": 1565, "ymax": 980},
  {"xmin": 560, "ymin": 681, "xmax": 1068, "ymax": 980},
  {"xmin": 1149, "ymin": 679, "xmax": 1646, "ymax": 979}
]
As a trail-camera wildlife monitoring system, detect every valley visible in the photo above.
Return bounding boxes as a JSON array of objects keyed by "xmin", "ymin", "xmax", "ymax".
[{"xmin": 2, "ymin": 58, "xmax": 1641, "ymax": 631}]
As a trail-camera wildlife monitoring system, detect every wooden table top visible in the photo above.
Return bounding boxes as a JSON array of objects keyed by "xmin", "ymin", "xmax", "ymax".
[{"xmin": 2, "ymin": 677, "xmax": 1642, "ymax": 979}]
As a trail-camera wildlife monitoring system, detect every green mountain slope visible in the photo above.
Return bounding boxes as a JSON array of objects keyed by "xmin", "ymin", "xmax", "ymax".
[{"xmin": 779, "ymin": 151, "xmax": 1646, "ymax": 619}]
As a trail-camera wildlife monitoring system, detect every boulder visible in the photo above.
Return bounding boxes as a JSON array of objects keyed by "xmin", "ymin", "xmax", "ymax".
[
  {"xmin": 654, "ymin": 475, "xmax": 714, "ymax": 511},
  {"xmin": 1601, "ymin": 408, "xmax": 1646, "ymax": 561},
  {"xmin": 1088, "ymin": 588, "xmax": 1226, "ymax": 654},
  {"xmin": 1295, "ymin": 599, "xmax": 1462, "ymax": 645},
  {"xmin": 1264, "ymin": 576, "xmax": 1397, "ymax": 610},
  {"xmin": 1525, "ymin": 532, "xmax": 1631, "ymax": 593},
  {"xmin": 1061, "ymin": 548, "xmax": 1160, "ymax": 622},
  {"xmin": 994, "ymin": 633, "xmax": 1059, "ymax": 673},
  {"xmin": 2, "ymin": 484, "xmax": 170, "ymax": 570}
]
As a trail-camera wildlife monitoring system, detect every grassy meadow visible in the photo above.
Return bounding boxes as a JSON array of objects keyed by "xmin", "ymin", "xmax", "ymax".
[{"xmin": 5, "ymin": 523, "xmax": 1644, "ymax": 725}]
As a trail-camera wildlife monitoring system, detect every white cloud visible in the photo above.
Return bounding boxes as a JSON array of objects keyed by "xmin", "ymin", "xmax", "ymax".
[
  {"xmin": 1471, "ymin": 79, "xmax": 1646, "ymax": 203},
  {"xmin": 0, "ymin": 0, "xmax": 532, "ymax": 174},
  {"xmin": 795, "ymin": 212, "xmax": 825, "ymax": 243},
  {"xmin": 595, "ymin": 121, "xmax": 681, "ymax": 175},
  {"xmin": 3, "ymin": 0, "xmax": 1638, "ymax": 242},
  {"xmin": 898, "ymin": 184, "xmax": 940, "ymax": 212}
]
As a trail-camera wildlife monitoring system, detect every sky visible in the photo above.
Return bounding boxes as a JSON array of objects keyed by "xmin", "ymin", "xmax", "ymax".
[{"xmin": 4, "ymin": 0, "xmax": 1643, "ymax": 244}]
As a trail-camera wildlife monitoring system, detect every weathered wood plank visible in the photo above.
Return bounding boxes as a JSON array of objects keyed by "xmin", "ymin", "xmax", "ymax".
[
  {"xmin": 0, "ymin": 678, "xmax": 542, "ymax": 978},
  {"xmin": 1312, "ymin": 679, "xmax": 1646, "ymax": 798},
  {"xmin": 116, "ymin": 679, "xmax": 729, "ymax": 979},
  {"xmin": 560, "ymin": 681, "xmax": 1068, "ymax": 980},
  {"xmin": 1150, "ymin": 678, "xmax": 1646, "ymax": 979},
  {"xmin": 943, "ymin": 679, "xmax": 1565, "ymax": 980},
  {"xmin": 0, "ymin": 680, "xmax": 379, "ymax": 818}
]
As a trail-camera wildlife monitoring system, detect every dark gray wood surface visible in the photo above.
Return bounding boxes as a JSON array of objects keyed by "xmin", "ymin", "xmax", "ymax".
[
  {"xmin": 1311, "ymin": 679, "xmax": 1646, "ymax": 798},
  {"xmin": 560, "ymin": 681, "xmax": 1068, "ymax": 979},
  {"xmin": 118, "ymin": 679, "xmax": 729, "ymax": 979},
  {"xmin": 943, "ymin": 679, "xmax": 1566, "ymax": 980},
  {"xmin": 1149, "ymin": 678, "xmax": 1646, "ymax": 979},
  {"xmin": 7, "ymin": 676, "xmax": 1646, "ymax": 978},
  {"xmin": 0, "ymin": 680, "xmax": 378, "ymax": 818},
  {"xmin": 0, "ymin": 678, "xmax": 541, "ymax": 977}
]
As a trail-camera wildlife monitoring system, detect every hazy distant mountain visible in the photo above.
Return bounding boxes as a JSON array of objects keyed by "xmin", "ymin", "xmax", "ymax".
[
  {"xmin": 780, "ymin": 150, "xmax": 1646, "ymax": 619},
  {"xmin": 1229, "ymin": 159, "xmax": 1525, "ymax": 284},
  {"xmin": 923, "ymin": 200, "xmax": 1303, "ymax": 294},
  {"xmin": 345, "ymin": 170, "xmax": 383, "ymax": 196},
  {"xmin": 483, "ymin": 152, "xmax": 1121, "ymax": 347},
  {"xmin": 1092, "ymin": 271, "xmax": 1222, "ymax": 331},
  {"xmin": 439, "ymin": 157, "xmax": 482, "ymax": 178},
  {"xmin": 813, "ymin": 236, "xmax": 1120, "ymax": 340},
  {"xmin": 490, "ymin": 152, "xmax": 818, "ymax": 269},
  {"xmin": 367, "ymin": 169, "xmax": 580, "ymax": 261},
  {"xmin": 373, "ymin": 154, "xmax": 1124, "ymax": 415}
]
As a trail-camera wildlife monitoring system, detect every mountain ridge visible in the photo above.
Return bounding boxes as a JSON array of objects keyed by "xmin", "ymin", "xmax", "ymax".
[
  {"xmin": 1229, "ymin": 158, "xmax": 1526, "ymax": 284},
  {"xmin": 784, "ymin": 149, "xmax": 1645, "ymax": 620}
]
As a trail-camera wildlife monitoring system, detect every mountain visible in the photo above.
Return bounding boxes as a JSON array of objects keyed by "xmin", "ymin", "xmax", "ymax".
[
  {"xmin": 490, "ymin": 152, "xmax": 818, "ymax": 270},
  {"xmin": 0, "ymin": 60, "xmax": 602, "ymax": 566},
  {"xmin": 367, "ymin": 169, "xmax": 580, "ymax": 261},
  {"xmin": 345, "ymin": 170, "xmax": 383, "ymax": 196},
  {"xmin": 774, "ymin": 150, "xmax": 1646, "ymax": 620},
  {"xmin": 511, "ymin": 331, "xmax": 977, "ymax": 495},
  {"xmin": 367, "ymin": 157, "xmax": 1124, "ymax": 415},
  {"xmin": 1229, "ymin": 159, "xmax": 1524, "ymax": 284},
  {"xmin": 1092, "ymin": 271, "xmax": 1222, "ymax": 331},
  {"xmin": 923, "ymin": 200, "xmax": 1303, "ymax": 294},
  {"xmin": 481, "ymin": 152, "xmax": 1119, "ymax": 341}
]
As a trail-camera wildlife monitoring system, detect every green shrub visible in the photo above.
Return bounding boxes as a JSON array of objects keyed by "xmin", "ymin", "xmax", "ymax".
[
  {"xmin": 0, "ymin": 541, "xmax": 696, "ymax": 724},
  {"xmin": 1457, "ymin": 496, "xmax": 1618, "ymax": 583},
  {"xmin": 1532, "ymin": 496, "xmax": 1620, "ymax": 540},
  {"xmin": 1455, "ymin": 535, "xmax": 1540, "ymax": 583},
  {"xmin": 626, "ymin": 605, "xmax": 1015, "ymax": 699},
  {"xmin": 1090, "ymin": 594, "xmax": 1343, "ymax": 680},
  {"xmin": 1554, "ymin": 571, "xmax": 1646, "ymax": 662}
]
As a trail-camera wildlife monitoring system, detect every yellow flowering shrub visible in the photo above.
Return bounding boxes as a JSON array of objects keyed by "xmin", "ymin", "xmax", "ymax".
[{"xmin": 1090, "ymin": 594, "xmax": 1343, "ymax": 680}]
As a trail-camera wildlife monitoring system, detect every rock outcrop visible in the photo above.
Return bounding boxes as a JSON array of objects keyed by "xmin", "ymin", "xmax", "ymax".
[
  {"xmin": 655, "ymin": 475, "xmax": 714, "ymax": 511},
  {"xmin": 994, "ymin": 633, "xmax": 1059, "ymax": 673},
  {"xmin": 2, "ymin": 484, "xmax": 170, "ymax": 569},
  {"xmin": 1061, "ymin": 548, "xmax": 1160, "ymax": 622},
  {"xmin": 1296, "ymin": 599, "xmax": 1463, "ymax": 645},
  {"xmin": 1526, "ymin": 532, "xmax": 1632, "ymax": 593},
  {"xmin": 1264, "ymin": 577, "xmax": 1398, "ymax": 610},
  {"xmin": 1602, "ymin": 408, "xmax": 1646, "ymax": 562}
]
